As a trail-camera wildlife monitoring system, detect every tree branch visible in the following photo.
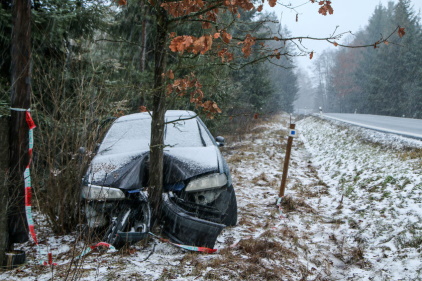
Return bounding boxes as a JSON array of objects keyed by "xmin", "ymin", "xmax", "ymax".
[
  {"xmin": 95, "ymin": 38, "xmax": 141, "ymax": 47},
  {"xmin": 168, "ymin": 3, "xmax": 222, "ymax": 23}
]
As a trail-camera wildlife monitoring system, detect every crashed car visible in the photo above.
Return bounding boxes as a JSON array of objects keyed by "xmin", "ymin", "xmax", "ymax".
[{"xmin": 81, "ymin": 110, "xmax": 237, "ymax": 248}]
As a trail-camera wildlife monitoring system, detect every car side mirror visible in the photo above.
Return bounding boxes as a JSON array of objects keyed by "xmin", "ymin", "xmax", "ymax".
[{"xmin": 215, "ymin": 136, "xmax": 225, "ymax": 147}]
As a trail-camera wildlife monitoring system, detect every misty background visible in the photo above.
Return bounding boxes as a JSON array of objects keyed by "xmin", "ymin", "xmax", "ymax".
[{"xmin": 277, "ymin": 0, "xmax": 422, "ymax": 116}]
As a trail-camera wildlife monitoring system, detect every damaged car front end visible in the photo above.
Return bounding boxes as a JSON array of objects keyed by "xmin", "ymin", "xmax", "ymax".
[{"xmin": 81, "ymin": 110, "xmax": 237, "ymax": 248}]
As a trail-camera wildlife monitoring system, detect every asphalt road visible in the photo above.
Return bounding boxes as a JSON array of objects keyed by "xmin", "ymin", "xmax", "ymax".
[{"xmin": 321, "ymin": 113, "xmax": 422, "ymax": 140}]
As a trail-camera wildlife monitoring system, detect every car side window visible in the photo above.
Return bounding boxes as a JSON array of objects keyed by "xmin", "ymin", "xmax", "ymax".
[{"xmin": 98, "ymin": 119, "xmax": 151, "ymax": 154}]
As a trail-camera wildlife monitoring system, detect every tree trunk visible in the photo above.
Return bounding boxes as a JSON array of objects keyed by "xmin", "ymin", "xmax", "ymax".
[
  {"xmin": 0, "ymin": 116, "xmax": 9, "ymax": 266},
  {"xmin": 8, "ymin": 0, "xmax": 32, "ymax": 247},
  {"xmin": 148, "ymin": 10, "xmax": 168, "ymax": 220}
]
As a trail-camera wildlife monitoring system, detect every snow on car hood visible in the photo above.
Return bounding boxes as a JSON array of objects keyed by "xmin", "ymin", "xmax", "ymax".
[
  {"xmin": 86, "ymin": 146, "xmax": 220, "ymax": 190},
  {"xmin": 84, "ymin": 111, "xmax": 224, "ymax": 189}
]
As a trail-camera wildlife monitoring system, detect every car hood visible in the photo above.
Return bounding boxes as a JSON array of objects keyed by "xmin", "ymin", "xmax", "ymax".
[{"xmin": 85, "ymin": 146, "xmax": 221, "ymax": 190}]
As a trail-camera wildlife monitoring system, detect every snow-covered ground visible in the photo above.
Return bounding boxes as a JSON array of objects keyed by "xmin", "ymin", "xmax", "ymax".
[
  {"xmin": 297, "ymin": 116, "xmax": 422, "ymax": 280},
  {"xmin": 1, "ymin": 114, "xmax": 421, "ymax": 280}
]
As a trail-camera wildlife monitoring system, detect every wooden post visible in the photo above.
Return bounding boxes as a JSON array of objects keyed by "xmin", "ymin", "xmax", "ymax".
[{"xmin": 279, "ymin": 123, "xmax": 296, "ymax": 197}]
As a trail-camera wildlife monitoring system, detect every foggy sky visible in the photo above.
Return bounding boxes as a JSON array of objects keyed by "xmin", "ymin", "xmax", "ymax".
[{"xmin": 266, "ymin": 0, "xmax": 422, "ymax": 74}]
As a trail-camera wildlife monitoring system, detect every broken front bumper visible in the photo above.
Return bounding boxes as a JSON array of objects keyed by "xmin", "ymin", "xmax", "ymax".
[
  {"xmin": 161, "ymin": 193, "xmax": 225, "ymax": 248},
  {"xmin": 115, "ymin": 231, "xmax": 149, "ymax": 245}
]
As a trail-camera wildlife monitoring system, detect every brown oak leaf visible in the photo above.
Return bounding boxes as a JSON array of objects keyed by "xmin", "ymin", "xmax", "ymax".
[
  {"xmin": 398, "ymin": 27, "xmax": 405, "ymax": 38},
  {"xmin": 318, "ymin": 1, "xmax": 333, "ymax": 16},
  {"xmin": 241, "ymin": 34, "xmax": 256, "ymax": 57},
  {"xmin": 193, "ymin": 35, "xmax": 213, "ymax": 54},
  {"xmin": 221, "ymin": 31, "xmax": 232, "ymax": 44},
  {"xmin": 167, "ymin": 70, "xmax": 174, "ymax": 79},
  {"xmin": 169, "ymin": 36, "xmax": 194, "ymax": 53}
]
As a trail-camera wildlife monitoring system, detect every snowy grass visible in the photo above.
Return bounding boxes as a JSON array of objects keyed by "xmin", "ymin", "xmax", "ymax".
[
  {"xmin": 298, "ymin": 116, "xmax": 422, "ymax": 280},
  {"xmin": 1, "ymin": 114, "xmax": 421, "ymax": 280}
]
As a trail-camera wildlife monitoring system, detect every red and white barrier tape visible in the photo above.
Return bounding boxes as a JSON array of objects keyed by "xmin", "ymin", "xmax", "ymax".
[
  {"xmin": 148, "ymin": 232, "xmax": 218, "ymax": 253},
  {"xmin": 13, "ymin": 108, "xmax": 119, "ymax": 266},
  {"xmin": 21, "ymin": 110, "xmax": 51, "ymax": 265},
  {"xmin": 73, "ymin": 242, "xmax": 117, "ymax": 261},
  {"xmin": 38, "ymin": 242, "xmax": 117, "ymax": 266}
]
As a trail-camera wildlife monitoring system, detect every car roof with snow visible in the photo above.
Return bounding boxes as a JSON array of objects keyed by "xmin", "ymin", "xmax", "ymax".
[{"xmin": 115, "ymin": 110, "xmax": 197, "ymax": 122}]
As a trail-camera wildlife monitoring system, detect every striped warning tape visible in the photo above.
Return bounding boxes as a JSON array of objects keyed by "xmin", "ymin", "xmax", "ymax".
[
  {"xmin": 21, "ymin": 110, "xmax": 51, "ymax": 265},
  {"xmin": 73, "ymin": 242, "xmax": 117, "ymax": 261},
  {"xmin": 148, "ymin": 232, "xmax": 217, "ymax": 253}
]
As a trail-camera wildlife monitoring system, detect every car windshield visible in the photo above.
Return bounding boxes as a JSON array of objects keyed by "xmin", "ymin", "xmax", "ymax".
[
  {"xmin": 165, "ymin": 118, "xmax": 213, "ymax": 147},
  {"xmin": 98, "ymin": 116, "xmax": 213, "ymax": 155}
]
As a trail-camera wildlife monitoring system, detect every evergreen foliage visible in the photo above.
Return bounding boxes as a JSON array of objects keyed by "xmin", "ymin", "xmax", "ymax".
[{"xmin": 323, "ymin": 0, "xmax": 422, "ymax": 118}]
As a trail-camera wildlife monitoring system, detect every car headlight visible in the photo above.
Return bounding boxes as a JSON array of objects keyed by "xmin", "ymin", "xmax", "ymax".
[
  {"xmin": 81, "ymin": 184, "xmax": 125, "ymax": 200},
  {"xmin": 185, "ymin": 173, "xmax": 227, "ymax": 192}
]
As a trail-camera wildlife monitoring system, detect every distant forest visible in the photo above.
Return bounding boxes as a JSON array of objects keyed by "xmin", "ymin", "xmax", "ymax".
[{"xmin": 312, "ymin": 0, "xmax": 422, "ymax": 118}]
